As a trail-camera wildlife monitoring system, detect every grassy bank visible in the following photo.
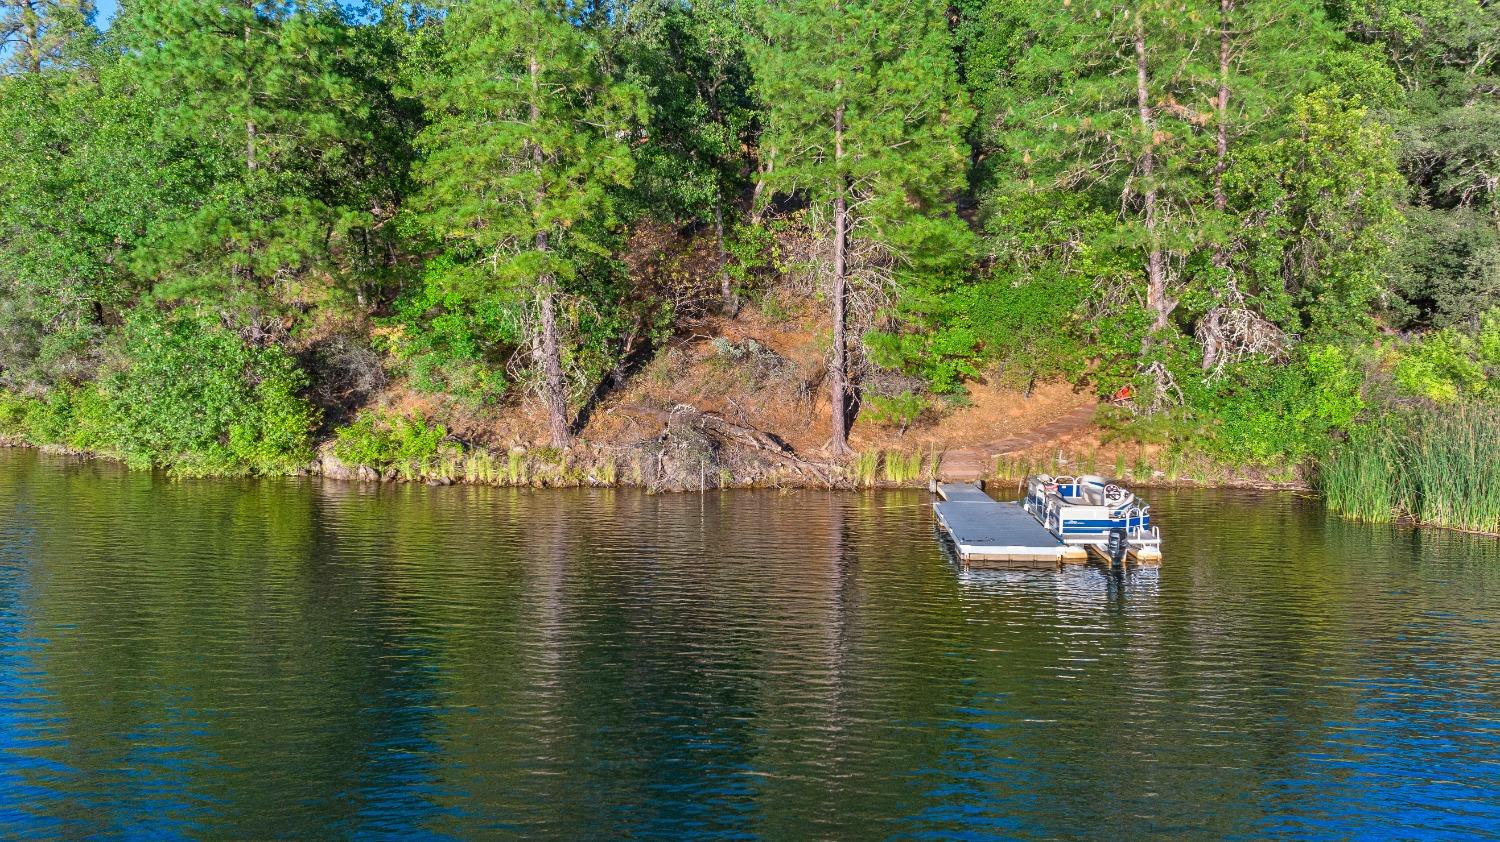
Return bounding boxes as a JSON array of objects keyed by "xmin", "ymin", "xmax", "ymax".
[{"xmin": 1320, "ymin": 405, "xmax": 1500, "ymax": 534}]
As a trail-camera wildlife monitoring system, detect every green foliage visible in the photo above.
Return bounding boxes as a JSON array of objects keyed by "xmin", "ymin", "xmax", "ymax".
[
  {"xmin": 0, "ymin": 0, "xmax": 94, "ymax": 74},
  {"xmin": 1186, "ymin": 346, "xmax": 1365, "ymax": 467},
  {"xmin": 612, "ymin": 0, "xmax": 756, "ymax": 225},
  {"xmin": 753, "ymin": 0, "xmax": 977, "ymax": 398},
  {"xmin": 0, "ymin": 390, "xmax": 32, "ymax": 436},
  {"xmin": 1340, "ymin": 0, "xmax": 1500, "ymax": 329},
  {"xmin": 1392, "ymin": 318, "xmax": 1496, "ymax": 403},
  {"xmin": 102, "ymin": 309, "xmax": 317, "ymax": 473},
  {"xmin": 1388, "ymin": 207, "xmax": 1500, "ymax": 328},
  {"xmin": 332, "ymin": 410, "xmax": 447, "ymax": 478},
  {"xmin": 381, "ymin": 255, "xmax": 517, "ymax": 406},
  {"xmin": 121, "ymin": 0, "xmax": 410, "ymax": 302},
  {"xmin": 1229, "ymin": 88, "xmax": 1404, "ymax": 339},
  {"xmin": 0, "ymin": 0, "xmax": 1493, "ymax": 499},
  {"xmin": 862, "ymin": 392, "xmax": 927, "ymax": 432},
  {"xmin": 723, "ymin": 220, "xmax": 783, "ymax": 297},
  {"xmin": 0, "ymin": 310, "xmax": 317, "ymax": 473},
  {"xmin": 407, "ymin": 0, "xmax": 645, "ymax": 441}
]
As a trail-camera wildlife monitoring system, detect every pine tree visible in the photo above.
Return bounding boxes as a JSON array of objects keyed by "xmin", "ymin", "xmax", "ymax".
[
  {"xmin": 121, "ymin": 0, "xmax": 377, "ymax": 311},
  {"xmin": 410, "ymin": 0, "xmax": 643, "ymax": 448},
  {"xmin": 0, "ymin": 0, "xmax": 93, "ymax": 74},
  {"xmin": 753, "ymin": 0, "xmax": 972, "ymax": 454}
]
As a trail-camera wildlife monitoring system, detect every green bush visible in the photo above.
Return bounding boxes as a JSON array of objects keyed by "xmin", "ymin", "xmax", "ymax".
[
  {"xmin": 102, "ymin": 309, "xmax": 319, "ymax": 474},
  {"xmin": 1394, "ymin": 328, "xmax": 1488, "ymax": 403},
  {"xmin": 333, "ymin": 410, "xmax": 447, "ymax": 479},
  {"xmin": 863, "ymin": 391, "xmax": 927, "ymax": 432},
  {"xmin": 380, "ymin": 255, "xmax": 516, "ymax": 407},
  {"xmin": 0, "ymin": 389, "xmax": 36, "ymax": 437},
  {"xmin": 1194, "ymin": 345, "xmax": 1364, "ymax": 466},
  {"xmin": 22, "ymin": 386, "xmax": 77, "ymax": 446}
]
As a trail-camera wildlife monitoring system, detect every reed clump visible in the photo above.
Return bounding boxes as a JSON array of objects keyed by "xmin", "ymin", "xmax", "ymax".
[
  {"xmin": 1321, "ymin": 404, "xmax": 1500, "ymax": 533},
  {"xmin": 853, "ymin": 451, "xmax": 880, "ymax": 487},
  {"xmin": 883, "ymin": 450, "xmax": 924, "ymax": 484},
  {"xmin": 463, "ymin": 450, "xmax": 497, "ymax": 484}
]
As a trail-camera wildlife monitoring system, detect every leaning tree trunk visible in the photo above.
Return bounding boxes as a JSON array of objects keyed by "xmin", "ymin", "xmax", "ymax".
[
  {"xmin": 1135, "ymin": 19, "xmax": 1171, "ymax": 337},
  {"xmin": 829, "ymin": 94, "xmax": 852, "ymax": 456},
  {"xmin": 751, "ymin": 146, "xmax": 774, "ymax": 223},
  {"xmin": 531, "ymin": 51, "xmax": 569, "ymax": 449}
]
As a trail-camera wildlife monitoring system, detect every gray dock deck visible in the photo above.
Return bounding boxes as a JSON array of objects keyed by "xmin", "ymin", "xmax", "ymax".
[{"xmin": 933, "ymin": 482, "xmax": 1084, "ymax": 564}]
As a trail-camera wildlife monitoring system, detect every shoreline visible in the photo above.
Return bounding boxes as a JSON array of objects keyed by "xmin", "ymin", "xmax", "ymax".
[
  {"xmin": 14, "ymin": 438, "xmax": 1499, "ymax": 536},
  {"xmin": 5, "ymin": 436, "xmax": 1313, "ymax": 493}
]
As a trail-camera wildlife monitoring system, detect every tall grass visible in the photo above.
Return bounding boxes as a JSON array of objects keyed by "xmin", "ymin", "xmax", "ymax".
[
  {"xmin": 883, "ymin": 450, "xmax": 924, "ymax": 483},
  {"xmin": 1321, "ymin": 404, "xmax": 1500, "ymax": 533},
  {"xmin": 854, "ymin": 451, "xmax": 880, "ymax": 487},
  {"xmin": 464, "ymin": 450, "xmax": 497, "ymax": 484}
]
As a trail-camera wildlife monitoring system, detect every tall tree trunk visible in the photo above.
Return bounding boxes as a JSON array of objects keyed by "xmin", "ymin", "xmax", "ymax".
[
  {"xmin": 829, "ymin": 92, "xmax": 852, "ymax": 456},
  {"xmin": 536, "ymin": 245, "xmax": 570, "ymax": 450},
  {"xmin": 531, "ymin": 51, "xmax": 569, "ymax": 448},
  {"xmin": 1135, "ymin": 19, "xmax": 1170, "ymax": 337},
  {"xmin": 1204, "ymin": 0, "xmax": 1235, "ymax": 371},
  {"xmin": 1213, "ymin": 0, "xmax": 1232, "ymax": 219}
]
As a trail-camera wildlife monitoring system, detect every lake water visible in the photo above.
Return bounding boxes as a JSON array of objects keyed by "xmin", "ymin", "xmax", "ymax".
[{"xmin": 1, "ymin": 448, "xmax": 1498, "ymax": 840}]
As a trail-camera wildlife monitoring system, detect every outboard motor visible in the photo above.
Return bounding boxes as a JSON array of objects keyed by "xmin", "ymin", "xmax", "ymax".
[{"xmin": 1107, "ymin": 528, "xmax": 1128, "ymax": 568}]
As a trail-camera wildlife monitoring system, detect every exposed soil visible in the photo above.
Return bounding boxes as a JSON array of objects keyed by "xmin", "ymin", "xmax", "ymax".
[{"xmin": 452, "ymin": 297, "xmax": 1104, "ymax": 467}]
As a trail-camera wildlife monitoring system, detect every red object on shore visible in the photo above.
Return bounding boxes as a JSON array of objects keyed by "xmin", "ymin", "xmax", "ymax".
[{"xmin": 1110, "ymin": 385, "xmax": 1133, "ymax": 404}]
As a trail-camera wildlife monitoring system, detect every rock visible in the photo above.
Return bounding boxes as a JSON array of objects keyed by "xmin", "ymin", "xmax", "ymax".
[{"xmin": 314, "ymin": 445, "xmax": 357, "ymax": 481}]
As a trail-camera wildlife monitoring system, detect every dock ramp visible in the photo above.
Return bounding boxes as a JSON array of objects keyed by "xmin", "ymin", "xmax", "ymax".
[{"xmin": 933, "ymin": 483, "xmax": 1081, "ymax": 564}]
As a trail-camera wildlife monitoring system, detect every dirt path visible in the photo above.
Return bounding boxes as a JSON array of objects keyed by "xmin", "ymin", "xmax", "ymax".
[{"xmin": 937, "ymin": 402, "xmax": 1099, "ymax": 483}]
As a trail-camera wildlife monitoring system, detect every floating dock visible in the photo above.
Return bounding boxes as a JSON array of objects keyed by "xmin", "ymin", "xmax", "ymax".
[{"xmin": 933, "ymin": 483, "xmax": 1089, "ymax": 565}]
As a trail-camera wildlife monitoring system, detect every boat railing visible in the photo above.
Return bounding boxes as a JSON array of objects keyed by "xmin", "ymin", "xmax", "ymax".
[{"xmin": 1122, "ymin": 504, "xmax": 1154, "ymax": 540}]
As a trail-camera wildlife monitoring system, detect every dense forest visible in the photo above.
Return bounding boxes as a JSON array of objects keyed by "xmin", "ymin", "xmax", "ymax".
[{"xmin": 0, "ymin": 0, "xmax": 1497, "ymax": 528}]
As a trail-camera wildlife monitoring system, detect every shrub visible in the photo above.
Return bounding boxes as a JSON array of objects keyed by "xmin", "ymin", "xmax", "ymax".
[
  {"xmin": 102, "ymin": 309, "xmax": 319, "ymax": 474},
  {"xmin": 863, "ymin": 391, "xmax": 927, "ymax": 433},
  {"xmin": 1195, "ymin": 345, "xmax": 1363, "ymax": 466},
  {"xmin": 1394, "ymin": 328, "xmax": 1487, "ymax": 403},
  {"xmin": 0, "ymin": 389, "xmax": 35, "ymax": 437},
  {"xmin": 22, "ymin": 386, "xmax": 79, "ymax": 446},
  {"xmin": 380, "ymin": 255, "xmax": 517, "ymax": 407},
  {"xmin": 333, "ymin": 410, "xmax": 447, "ymax": 479}
]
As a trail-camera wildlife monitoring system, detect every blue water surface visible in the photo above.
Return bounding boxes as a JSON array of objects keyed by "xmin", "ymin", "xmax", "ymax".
[{"xmin": 1, "ymin": 449, "xmax": 1497, "ymax": 840}]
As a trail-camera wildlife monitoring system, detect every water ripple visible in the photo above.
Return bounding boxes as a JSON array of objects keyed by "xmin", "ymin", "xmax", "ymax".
[{"xmin": 0, "ymin": 451, "xmax": 1496, "ymax": 839}]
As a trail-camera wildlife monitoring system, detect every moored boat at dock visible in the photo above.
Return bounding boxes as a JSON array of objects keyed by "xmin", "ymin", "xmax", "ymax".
[{"xmin": 1022, "ymin": 474, "xmax": 1162, "ymax": 564}]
